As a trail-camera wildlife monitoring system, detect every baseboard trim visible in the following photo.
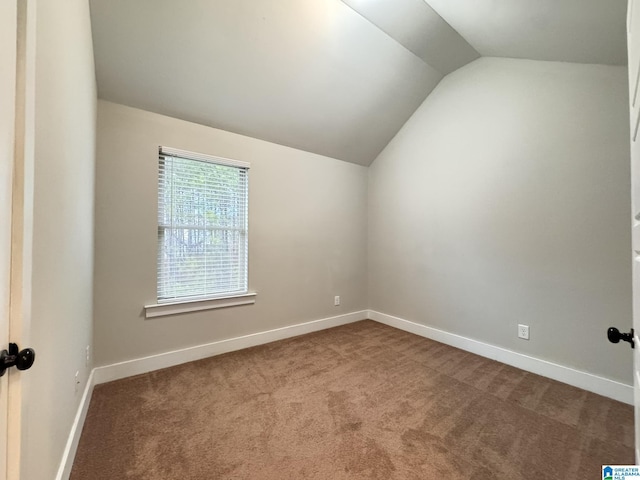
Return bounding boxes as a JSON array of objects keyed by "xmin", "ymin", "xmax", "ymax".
[
  {"xmin": 55, "ymin": 369, "xmax": 96, "ymax": 480},
  {"xmin": 368, "ymin": 310, "xmax": 634, "ymax": 405},
  {"xmin": 93, "ymin": 310, "xmax": 367, "ymax": 385}
]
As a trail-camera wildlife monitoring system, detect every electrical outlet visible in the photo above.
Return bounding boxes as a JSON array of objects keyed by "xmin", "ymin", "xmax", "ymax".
[
  {"xmin": 518, "ymin": 324, "xmax": 530, "ymax": 340},
  {"xmin": 85, "ymin": 345, "xmax": 90, "ymax": 367},
  {"xmin": 75, "ymin": 371, "xmax": 80, "ymax": 393},
  {"xmin": 334, "ymin": 295, "xmax": 340, "ymax": 306}
]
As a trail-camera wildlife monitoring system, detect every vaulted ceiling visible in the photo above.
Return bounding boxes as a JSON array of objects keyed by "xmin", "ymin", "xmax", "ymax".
[{"xmin": 89, "ymin": 0, "xmax": 627, "ymax": 166}]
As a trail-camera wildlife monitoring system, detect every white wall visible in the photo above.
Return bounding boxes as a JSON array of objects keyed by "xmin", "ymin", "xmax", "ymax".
[
  {"xmin": 368, "ymin": 57, "xmax": 632, "ymax": 383},
  {"xmin": 94, "ymin": 101, "xmax": 368, "ymax": 366},
  {"xmin": 25, "ymin": 0, "xmax": 96, "ymax": 478}
]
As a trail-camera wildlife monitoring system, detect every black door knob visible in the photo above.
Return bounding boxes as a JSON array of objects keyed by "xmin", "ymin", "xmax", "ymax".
[
  {"xmin": 0, "ymin": 343, "xmax": 36, "ymax": 376},
  {"xmin": 15, "ymin": 348, "xmax": 35, "ymax": 370},
  {"xmin": 607, "ymin": 327, "xmax": 635, "ymax": 349}
]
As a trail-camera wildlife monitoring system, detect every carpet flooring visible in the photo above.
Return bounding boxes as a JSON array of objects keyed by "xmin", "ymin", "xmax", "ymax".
[{"xmin": 71, "ymin": 320, "xmax": 634, "ymax": 479}]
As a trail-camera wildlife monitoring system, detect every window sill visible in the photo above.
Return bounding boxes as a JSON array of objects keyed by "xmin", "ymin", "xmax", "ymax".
[{"xmin": 144, "ymin": 292, "xmax": 257, "ymax": 319}]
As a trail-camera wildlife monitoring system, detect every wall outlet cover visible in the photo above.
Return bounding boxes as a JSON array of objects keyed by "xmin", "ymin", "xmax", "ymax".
[{"xmin": 518, "ymin": 324, "xmax": 530, "ymax": 340}]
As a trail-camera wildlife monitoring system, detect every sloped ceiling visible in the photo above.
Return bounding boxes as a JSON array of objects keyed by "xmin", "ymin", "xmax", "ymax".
[
  {"xmin": 425, "ymin": 0, "xmax": 627, "ymax": 66},
  {"xmin": 342, "ymin": 0, "xmax": 479, "ymax": 74},
  {"xmin": 89, "ymin": 0, "xmax": 628, "ymax": 166},
  {"xmin": 89, "ymin": 0, "xmax": 445, "ymax": 166}
]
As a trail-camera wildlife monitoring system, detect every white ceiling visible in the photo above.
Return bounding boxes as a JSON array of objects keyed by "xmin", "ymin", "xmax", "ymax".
[
  {"xmin": 425, "ymin": 0, "xmax": 627, "ymax": 66},
  {"xmin": 89, "ymin": 0, "xmax": 628, "ymax": 166},
  {"xmin": 89, "ymin": 0, "xmax": 442, "ymax": 166},
  {"xmin": 342, "ymin": 0, "xmax": 480, "ymax": 74}
]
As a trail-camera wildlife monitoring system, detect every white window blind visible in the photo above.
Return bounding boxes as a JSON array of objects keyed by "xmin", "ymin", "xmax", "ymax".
[{"xmin": 157, "ymin": 147, "xmax": 249, "ymax": 302}]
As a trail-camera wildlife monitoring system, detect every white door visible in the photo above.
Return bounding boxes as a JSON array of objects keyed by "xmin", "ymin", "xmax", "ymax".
[
  {"xmin": 629, "ymin": 0, "xmax": 640, "ymax": 464},
  {"xmin": 0, "ymin": 1, "xmax": 18, "ymax": 479}
]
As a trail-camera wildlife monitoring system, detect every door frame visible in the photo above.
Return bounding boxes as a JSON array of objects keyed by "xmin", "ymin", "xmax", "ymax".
[
  {"xmin": 0, "ymin": 0, "xmax": 17, "ymax": 476},
  {"xmin": 4, "ymin": 1, "xmax": 36, "ymax": 478}
]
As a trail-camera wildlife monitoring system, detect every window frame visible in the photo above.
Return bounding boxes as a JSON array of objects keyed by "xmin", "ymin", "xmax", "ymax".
[{"xmin": 145, "ymin": 146, "xmax": 255, "ymax": 318}]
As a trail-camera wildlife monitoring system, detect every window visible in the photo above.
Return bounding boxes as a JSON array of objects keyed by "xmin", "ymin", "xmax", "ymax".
[{"xmin": 157, "ymin": 146, "xmax": 249, "ymax": 303}]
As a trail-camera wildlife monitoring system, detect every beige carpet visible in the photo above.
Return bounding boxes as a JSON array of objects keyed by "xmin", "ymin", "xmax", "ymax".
[{"xmin": 71, "ymin": 320, "xmax": 634, "ymax": 479}]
